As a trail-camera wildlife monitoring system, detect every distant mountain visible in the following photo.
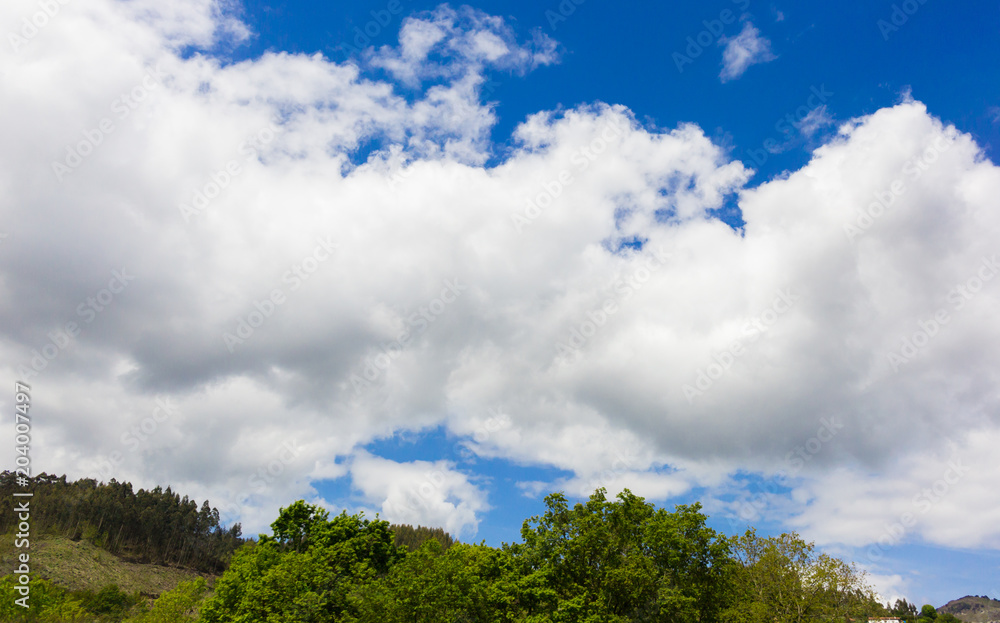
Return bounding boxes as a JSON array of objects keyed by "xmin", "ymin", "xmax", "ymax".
[{"xmin": 939, "ymin": 596, "xmax": 1000, "ymax": 623}]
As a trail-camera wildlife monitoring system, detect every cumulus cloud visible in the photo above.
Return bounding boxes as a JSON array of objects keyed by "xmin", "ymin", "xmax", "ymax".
[
  {"xmin": 866, "ymin": 572, "xmax": 908, "ymax": 606},
  {"xmin": 369, "ymin": 5, "xmax": 558, "ymax": 86},
  {"xmin": 789, "ymin": 429, "xmax": 1000, "ymax": 551},
  {"xmin": 1, "ymin": 0, "xmax": 1000, "ymax": 555},
  {"xmin": 719, "ymin": 22, "xmax": 776, "ymax": 82},
  {"xmin": 349, "ymin": 451, "xmax": 489, "ymax": 538}
]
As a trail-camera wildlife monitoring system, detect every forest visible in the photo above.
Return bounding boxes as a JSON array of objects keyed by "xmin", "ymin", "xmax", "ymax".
[
  {"xmin": 0, "ymin": 471, "xmax": 243, "ymax": 573},
  {"xmin": 0, "ymin": 473, "xmax": 949, "ymax": 622}
]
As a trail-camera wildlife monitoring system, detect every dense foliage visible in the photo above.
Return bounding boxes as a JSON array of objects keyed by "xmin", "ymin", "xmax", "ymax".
[
  {"xmin": 389, "ymin": 523, "xmax": 456, "ymax": 552},
  {"xmin": 2, "ymin": 482, "xmax": 935, "ymax": 622},
  {"xmin": 0, "ymin": 575, "xmax": 204, "ymax": 623},
  {"xmin": 0, "ymin": 472, "xmax": 244, "ymax": 573},
  {"xmin": 722, "ymin": 529, "xmax": 883, "ymax": 623},
  {"xmin": 198, "ymin": 488, "xmax": 891, "ymax": 622},
  {"xmin": 896, "ymin": 602, "xmax": 963, "ymax": 623}
]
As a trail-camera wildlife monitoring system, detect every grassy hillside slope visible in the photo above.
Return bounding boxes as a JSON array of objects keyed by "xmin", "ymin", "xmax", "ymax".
[{"xmin": 1, "ymin": 534, "xmax": 215, "ymax": 598}]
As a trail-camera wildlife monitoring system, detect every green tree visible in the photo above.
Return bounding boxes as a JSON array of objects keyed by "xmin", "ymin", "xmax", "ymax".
[
  {"xmin": 77, "ymin": 583, "xmax": 139, "ymax": 619},
  {"xmin": 192, "ymin": 488, "xmax": 905, "ymax": 623},
  {"xmin": 918, "ymin": 604, "xmax": 939, "ymax": 623},
  {"xmin": 353, "ymin": 539, "xmax": 471, "ymax": 622},
  {"xmin": 892, "ymin": 598, "xmax": 919, "ymax": 620},
  {"xmin": 124, "ymin": 577, "xmax": 207, "ymax": 623},
  {"xmin": 200, "ymin": 503, "xmax": 401, "ymax": 623},
  {"xmin": 0, "ymin": 574, "xmax": 87, "ymax": 622},
  {"xmin": 510, "ymin": 488, "xmax": 732, "ymax": 622},
  {"xmin": 721, "ymin": 528, "xmax": 884, "ymax": 623},
  {"xmin": 0, "ymin": 472, "xmax": 242, "ymax": 573},
  {"xmin": 266, "ymin": 500, "xmax": 330, "ymax": 553},
  {"xmin": 390, "ymin": 523, "xmax": 456, "ymax": 552},
  {"xmin": 350, "ymin": 539, "xmax": 521, "ymax": 623}
]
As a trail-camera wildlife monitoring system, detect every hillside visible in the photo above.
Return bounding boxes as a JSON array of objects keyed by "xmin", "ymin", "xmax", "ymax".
[
  {"xmin": 0, "ymin": 534, "xmax": 214, "ymax": 598},
  {"xmin": 939, "ymin": 596, "xmax": 1000, "ymax": 623},
  {"xmin": 0, "ymin": 472, "xmax": 244, "ymax": 574}
]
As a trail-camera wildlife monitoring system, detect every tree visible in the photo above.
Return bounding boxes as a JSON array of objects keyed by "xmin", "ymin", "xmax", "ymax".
[
  {"xmin": 721, "ymin": 528, "xmax": 885, "ymax": 623},
  {"xmin": 264, "ymin": 500, "xmax": 330, "ymax": 553},
  {"xmin": 892, "ymin": 598, "xmax": 919, "ymax": 619},
  {"xmin": 0, "ymin": 575, "xmax": 87, "ymax": 622},
  {"xmin": 919, "ymin": 604, "xmax": 939, "ymax": 622},
  {"xmin": 390, "ymin": 523, "xmax": 455, "ymax": 552},
  {"xmin": 124, "ymin": 577, "xmax": 207, "ymax": 623},
  {"xmin": 189, "ymin": 488, "xmax": 905, "ymax": 623},
  {"xmin": 77, "ymin": 583, "xmax": 139, "ymax": 618},
  {"xmin": 511, "ymin": 488, "xmax": 733, "ymax": 622},
  {"xmin": 350, "ymin": 540, "xmax": 512, "ymax": 622},
  {"xmin": 0, "ymin": 471, "xmax": 242, "ymax": 573},
  {"xmin": 200, "ymin": 503, "xmax": 401, "ymax": 623}
]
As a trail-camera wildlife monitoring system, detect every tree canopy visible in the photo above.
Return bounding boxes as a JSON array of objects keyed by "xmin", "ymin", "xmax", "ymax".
[
  {"xmin": 1, "ymin": 481, "xmax": 899, "ymax": 623},
  {"xmin": 0, "ymin": 471, "xmax": 243, "ymax": 572},
  {"xmin": 195, "ymin": 488, "xmax": 890, "ymax": 623}
]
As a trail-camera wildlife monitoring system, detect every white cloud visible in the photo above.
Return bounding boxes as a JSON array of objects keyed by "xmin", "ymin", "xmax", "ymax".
[
  {"xmin": 2, "ymin": 0, "xmax": 1000, "ymax": 553},
  {"xmin": 789, "ymin": 429, "xmax": 1000, "ymax": 552},
  {"xmin": 865, "ymin": 571, "xmax": 909, "ymax": 606},
  {"xmin": 719, "ymin": 22, "xmax": 777, "ymax": 82},
  {"xmin": 349, "ymin": 451, "xmax": 489, "ymax": 538},
  {"xmin": 795, "ymin": 105, "xmax": 834, "ymax": 137},
  {"xmin": 370, "ymin": 5, "xmax": 557, "ymax": 86}
]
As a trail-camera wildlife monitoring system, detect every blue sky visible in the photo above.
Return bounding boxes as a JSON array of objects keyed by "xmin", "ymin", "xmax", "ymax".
[
  {"xmin": 228, "ymin": 0, "xmax": 1000, "ymax": 184},
  {"xmin": 295, "ymin": 0, "xmax": 999, "ymax": 602},
  {"xmin": 3, "ymin": 0, "xmax": 1000, "ymax": 610}
]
